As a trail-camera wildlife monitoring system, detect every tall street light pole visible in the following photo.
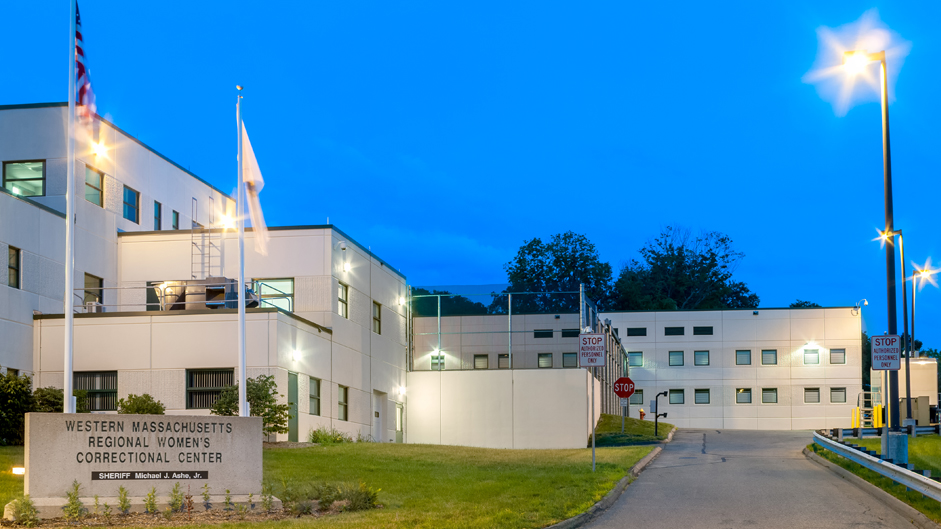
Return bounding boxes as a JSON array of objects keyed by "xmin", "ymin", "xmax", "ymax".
[
  {"xmin": 912, "ymin": 268, "xmax": 933, "ymax": 362},
  {"xmin": 845, "ymin": 50, "xmax": 901, "ymax": 433}
]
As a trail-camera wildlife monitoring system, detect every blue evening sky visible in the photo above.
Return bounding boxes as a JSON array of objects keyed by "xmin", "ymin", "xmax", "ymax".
[{"xmin": 3, "ymin": 1, "xmax": 939, "ymax": 347}]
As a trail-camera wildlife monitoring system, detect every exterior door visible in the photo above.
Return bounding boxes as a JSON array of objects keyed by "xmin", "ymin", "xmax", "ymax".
[
  {"xmin": 288, "ymin": 372, "xmax": 298, "ymax": 442},
  {"xmin": 372, "ymin": 391, "xmax": 386, "ymax": 442},
  {"xmin": 395, "ymin": 404, "xmax": 404, "ymax": 443}
]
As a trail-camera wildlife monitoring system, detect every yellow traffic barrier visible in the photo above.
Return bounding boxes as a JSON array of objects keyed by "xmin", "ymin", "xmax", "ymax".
[{"xmin": 851, "ymin": 407, "xmax": 859, "ymax": 428}]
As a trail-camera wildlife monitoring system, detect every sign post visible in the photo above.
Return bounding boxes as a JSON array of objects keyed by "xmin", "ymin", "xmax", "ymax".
[
  {"xmin": 580, "ymin": 333, "xmax": 605, "ymax": 473},
  {"xmin": 613, "ymin": 377, "xmax": 635, "ymax": 434},
  {"xmin": 873, "ymin": 335, "xmax": 901, "ymax": 371}
]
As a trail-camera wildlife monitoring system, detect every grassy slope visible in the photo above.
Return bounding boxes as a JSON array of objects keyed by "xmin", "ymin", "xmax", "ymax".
[
  {"xmin": 592, "ymin": 414, "xmax": 674, "ymax": 446},
  {"xmin": 810, "ymin": 435, "xmax": 941, "ymax": 523},
  {"xmin": 0, "ymin": 443, "xmax": 651, "ymax": 529}
]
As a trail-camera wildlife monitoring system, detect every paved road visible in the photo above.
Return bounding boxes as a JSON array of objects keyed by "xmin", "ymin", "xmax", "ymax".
[{"xmin": 587, "ymin": 429, "xmax": 918, "ymax": 529}]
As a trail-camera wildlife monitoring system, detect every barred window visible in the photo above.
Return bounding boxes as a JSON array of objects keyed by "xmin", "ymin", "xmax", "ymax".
[
  {"xmin": 562, "ymin": 353, "xmax": 577, "ymax": 368},
  {"xmin": 74, "ymin": 371, "xmax": 117, "ymax": 412},
  {"xmin": 830, "ymin": 349, "xmax": 846, "ymax": 364},
  {"xmin": 186, "ymin": 369, "xmax": 233, "ymax": 409},
  {"xmin": 498, "ymin": 354, "xmax": 509, "ymax": 369},
  {"xmin": 538, "ymin": 353, "xmax": 553, "ymax": 368},
  {"xmin": 474, "ymin": 355, "xmax": 489, "ymax": 369}
]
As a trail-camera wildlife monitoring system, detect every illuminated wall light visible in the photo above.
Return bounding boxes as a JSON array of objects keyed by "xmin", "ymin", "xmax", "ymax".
[
  {"xmin": 343, "ymin": 262, "xmax": 351, "ymax": 272},
  {"xmin": 398, "ymin": 296, "xmax": 406, "ymax": 306},
  {"xmin": 398, "ymin": 386, "xmax": 406, "ymax": 396},
  {"xmin": 92, "ymin": 141, "xmax": 107, "ymax": 157},
  {"xmin": 11, "ymin": 187, "xmax": 21, "ymax": 195},
  {"xmin": 12, "ymin": 467, "xmax": 24, "ymax": 475},
  {"xmin": 292, "ymin": 349, "xmax": 300, "ymax": 362}
]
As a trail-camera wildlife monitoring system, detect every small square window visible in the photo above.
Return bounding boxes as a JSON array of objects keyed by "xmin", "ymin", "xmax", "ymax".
[
  {"xmin": 8, "ymin": 247, "xmax": 20, "ymax": 290},
  {"xmin": 804, "ymin": 388, "xmax": 820, "ymax": 404},
  {"xmin": 122, "ymin": 185, "xmax": 139, "ymax": 223},
  {"xmin": 498, "ymin": 354, "xmax": 509, "ymax": 369},
  {"xmin": 762, "ymin": 388, "xmax": 778, "ymax": 404},
  {"xmin": 627, "ymin": 327, "xmax": 647, "ymax": 337},
  {"xmin": 186, "ymin": 369, "xmax": 234, "ymax": 409},
  {"xmin": 669, "ymin": 351, "xmax": 684, "ymax": 366},
  {"xmin": 628, "ymin": 352, "xmax": 643, "ymax": 367},
  {"xmin": 694, "ymin": 389, "xmax": 710, "ymax": 404},
  {"xmin": 736, "ymin": 388, "xmax": 752, "ymax": 404},
  {"xmin": 309, "ymin": 377, "xmax": 321, "ymax": 416},
  {"xmin": 830, "ymin": 349, "xmax": 846, "ymax": 365},
  {"xmin": 761, "ymin": 349, "xmax": 777, "ymax": 365},
  {"xmin": 431, "ymin": 355, "xmax": 445, "ymax": 371},
  {"xmin": 562, "ymin": 353, "xmax": 578, "ymax": 368},
  {"xmin": 538, "ymin": 353, "xmax": 553, "ymax": 368},
  {"xmin": 669, "ymin": 389, "xmax": 684, "ymax": 404},
  {"xmin": 372, "ymin": 302, "xmax": 382, "ymax": 334},
  {"xmin": 561, "ymin": 329, "xmax": 579, "ymax": 338},
  {"xmin": 84, "ymin": 167, "xmax": 103, "ymax": 206},
  {"xmin": 474, "ymin": 355, "xmax": 489, "ymax": 369},
  {"xmin": 3, "ymin": 161, "xmax": 45, "ymax": 197},
  {"xmin": 629, "ymin": 389, "xmax": 643, "ymax": 406},
  {"xmin": 338, "ymin": 283, "xmax": 349, "ymax": 318},
  {"xmin": 693, "ymin": 326, "xmax": 713, "ymax": 336},
  {"xmin": 75, "ymin": 371, "xmax": 118, "ymax": 411},
  {"xmin": 534, "ymin": 329, "xmax": 553, "ymax": 339},
  {"xmin": 694, "ymin": 350, "xmax": 709, "ymax": 366},
  {"xmin": 830, "ymin": 387, "xmax": 847, "ymax": 403},
  {"xmin": 736, "ymin": 350, "xmax": 751, "ymax": 365},
  {"xmin": 804, "ymin": 349, "xmax": 819, "ymax": 365},
  {"xmin": 664, "ymin": 326, "xmax": 684, "ymax": 336}
]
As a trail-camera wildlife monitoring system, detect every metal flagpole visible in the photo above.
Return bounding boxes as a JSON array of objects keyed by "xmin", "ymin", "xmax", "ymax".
[
  {"xmin": 63, "ymin": 0, "xmax": 78, "ymax": 414},
  {"xmin": 236, "ymin": 86, "xmax": 248, "ymax": 417}
]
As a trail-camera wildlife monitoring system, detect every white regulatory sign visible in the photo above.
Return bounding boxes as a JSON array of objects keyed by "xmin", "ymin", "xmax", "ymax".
[
  {"xmin": 578, "ymin": 333, "xmax": 606, "ymax": 367},
  {"xmin": 620, "ymin": 398, "xmax": 630, "ymax": 407},
  {"xmin": 872, "ymin": 334, "xmax": 901, "ymax": 371}
]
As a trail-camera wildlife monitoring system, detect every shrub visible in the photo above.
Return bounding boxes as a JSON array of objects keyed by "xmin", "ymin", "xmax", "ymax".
[
  {"xmin": 11, "ymin": 495, "xmax": 39, "ymax": 527},
  {"xmin": 30, "ymin": 387, "xmax": 90, "ymax": 415},
  {"xmin": 210, "ymin": 375, "xmax": 291, "ymax": 435},
  {"xmin": 340, "ymin": 482, "xmax": 380, "ymax": 512},
  {"xmin": 315, "ymin": 483, "xmax": 340, "ymax": 512},
  {"xmin": 117, "ymin": 393, "xmax": 166, "ymax": 414},
  {"xmin": 308, "ymin": 426, "xmax": 353, "ymax": 445},
  {"xmin": 169, "ymin": 482, "xmax": 184, "ymax": 512},
  {"xmin": 0, "ymin": 371, "xmax": 33, "ymax": 445},
  {"xmin": 144, "ymin": 486, "xmax": 158, "ymax": 514},
  {"xmin": 64, "ymin": 480, "xmax": 86, "ymax": 521},
  {"xmin": 201, "ymin": 483, "xmax": 212, "ymax": 510},
  {"xmin": 118, "ymin": 486, "xmax": 131, "ymax": 515}
]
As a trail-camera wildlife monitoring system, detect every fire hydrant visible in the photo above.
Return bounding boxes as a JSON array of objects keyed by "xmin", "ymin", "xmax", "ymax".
[{"xmin": 639, "ymin": 408, "xmax": 646, "ymax": 421}]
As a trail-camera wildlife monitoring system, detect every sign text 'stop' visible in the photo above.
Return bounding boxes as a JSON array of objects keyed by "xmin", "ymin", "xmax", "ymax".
[
  {"xmin": 579, "ymin": 333, "xmax": 606, "ymax": 367},
  {"xmin": 872, "ymin": 334, "xmax": 901, "ymax": 371}
]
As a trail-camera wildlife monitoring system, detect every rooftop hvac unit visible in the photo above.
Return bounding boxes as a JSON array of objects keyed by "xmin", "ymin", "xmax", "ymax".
[{"xmin": 85, "ymin": 301, "xmax": 103, "ymax": 313}]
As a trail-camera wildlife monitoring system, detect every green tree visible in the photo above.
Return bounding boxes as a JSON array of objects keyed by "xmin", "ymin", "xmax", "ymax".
[
  {"xmin": 117, "ymin": 394, "xmax": 166, "ymax": 414},
  {"xmin": 410, "ymin": 287, "xmax": 488, "ymax": 317},
  {"xmin": 0, "ymin": 371, "xmax": 33, "ymax": 445},
  {"xmin": 30, "ymin": 387, "xmax": 89, "ymax": 414},
  {"xmin": 490, "ymin": 231, "xmax": 613, "ymax": 314},
  {"xmin": 790, "ymin": 300, "xmax": 822, "ymax": 308},
  {"xmin": 861, "ymin": 332, "xmax": 872, "ymax": 390},
  {"xmin": 210, "ymin": 375, "xmax": 291, "ymax": 436},
  {"xmin": 612, "ymin": 226, "xmax": 759, "ymax": 310}
]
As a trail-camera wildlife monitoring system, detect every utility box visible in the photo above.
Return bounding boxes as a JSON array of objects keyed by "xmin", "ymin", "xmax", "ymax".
[{"xmin": 900, "ymin": 396, "xmax": 931, "ymax": 426}]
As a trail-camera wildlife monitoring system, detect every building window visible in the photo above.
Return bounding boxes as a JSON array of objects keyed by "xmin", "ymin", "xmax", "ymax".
[
  {"xmin": 186, "ymin": 369, "xmax": 234, "ymax": 409},
  {"xmin": 122, "ymin": 185, "xmax": 139, "ymax": 223},
  {"xmin": 309, "ymin": 377, "xmax": 321, "ymax": 416},
  {"xmin": 629, "ymin": 389, "xmax": 644, "ymax": 406},
  {"xmin": 830, "ymin": 349, "xmax": 846, "ymax": 364},
  {"xmin": 3, "ymin": 161, "xmax": 45, "ymax": 197},
  {"xmin": 693, "ymin": 326, "xmax": 713, "ymax": 336},
  {"xmin": 83, "ymin": 273, "xmax": 103, "ymax": 306},
  {"xmin": 627, "ymin": 327, "xmax": 647, "ymax": 337},
  {"xmin": 498, "ymin": 354, "xmax": 509, "ymax": 369},
  {"xmin": 153, "ymin": 201, "xmax": 162, "ymax": 230},
  {"xmin": 74, "ymin": 371, "xmax": 118, "ymax": 412},
  {"xmin": 762, "ymin": 388, "xmax": 778, "ymax": 404},
  {"xmin": 694, "ymin": 351, "xmax": 710, "ymax": 366},
  {"xmin": 736, "ymin": 388, "xmax": 752, "ymax": 404},
  {"xmin": 7, "ymin": 247, "xmax": 20, "ymax": 289},
  {"xmin": 628, "ymin": 352, "xmax": 643, "ymax": 367},
  {"xmin": 804, "ymin": 388, "xmax": 820, "ymax": 404},
  {"xmin": 735, "ymin": 350, "xmax": 751, "ymax": 365},
  {"xmin": 831, "ymin": 387, "xmax": 847, "ymax": 403},
  {"xmin": 669, "ymin": 389, "xmax": 684, "ymax": 404},
  {"xmin": 804, "ymin": 349, "xmax": 819, "ymax": 365},
  {"xmin": 372, "ymin": 302, "xmax": 382, "ymax": 334},
  {"xmin": 431, "ymin": 355, "xmax": 445, "ymax": 370},
  {"xmin": 561, "ymin": 329, "xmax": 579, "ymax": 338},
  {"xmin": 338, "ymin": 385, "xmax": 348, "ymax": 421},
  {"xmin": 172, "ymin": 210, "xmax": 179, "ymax": 230},
  {"xmin": 694, "ymin": 389, "xmax": 710, "ymax": 404},
  {"xmin": 338, "ymin": 282, "xmax": 349, "ymax": 318},
  {"xmin": 562, "ymin": 353, "xmax": 577, "ymax": 368},
  {"xmin": 761, "ymin": 349, "xmax": 777, "ymax": 365},
  {"xmin": 255, "ymin": 278, "xmax": 294, "ymax": 312},
  {"xmin": 534, "ymin": 329, "xmax": 553, "ymax": 339},
  {"xmin": 538, "ymin": 353, "xmax": 553, "ymax": 368},
  {"xmin": 6, "ymin": 369, "xmax": 18, "ymax": 377},
  {"xmin": 668, "ymin": 351, "xmax": 684, "ymax": 366},
  {"xmin": 84, "ymin": 167, "xmax": 103, "ymax": 207},
  {"xmin": 474, "ymin": 355, "xmax": 489, "ymax": 369},
  {"xmin": 664, "ymin": 326, "xmax": 684, "ymax": 336}
]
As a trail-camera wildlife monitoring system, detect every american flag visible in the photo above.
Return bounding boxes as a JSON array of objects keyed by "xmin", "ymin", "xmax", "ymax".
[{"xmin": 75, "ymin": 2, "xmax": 97, "ymax": 135}]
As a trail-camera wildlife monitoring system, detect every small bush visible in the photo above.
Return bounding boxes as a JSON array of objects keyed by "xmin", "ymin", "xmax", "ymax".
[
  {"xmin": 117, "ymin": 393, "xmax": 166, "ymax": 415},
  {"xmin": 201, "ymin": 483, "xmax": 212, "ymax": 510},
  {"xmin": 315, "ymin": 484, "xmax": 341, "ymax": 512},
  {"xmin": 11, "ymin": 495, "xmax": 39, "ymax": 527},
  {"xmin": 341, "ymin": 482, "xmax": 380, "ymax": 512},
  {"xmin": 64, "ymin": 480, "xmax": 86, "ymax": 521},
  {"xmin": 118, "ymin": 486, "xmax": 131, "ymax": 515},
  {"xmin": 224, "ymin": 489, "xmax": 232, "ymax": 511},
  {"xmin": 261, "ymin": 485, "xmax": 274, "ymax": 513},
  {"xmin": 0, "ymin": 371, "xmax": 34, "ymax": 445},
  {"xmin": 308, "ymin": 426, "xmax": 353, "ymax": 445},
  {"xmin": 294, "ymin": 500, "xmax": 314, "ymax": 515},
  {"xmin": 102, "ymin": 502, "xmax": 113, "ymax": 525},
  {"xmin": 144, "ymin": 486, "xmax": 158, "ymax": 514},
  {"xmin": 169, "ymin": 482, "xmax": 184, "ymax": 512}
]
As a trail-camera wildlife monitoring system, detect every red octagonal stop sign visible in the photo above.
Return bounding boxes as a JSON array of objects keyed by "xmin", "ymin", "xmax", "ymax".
[{"xmin": 613, "ymin": 377, "xmax": 635, "ymax": 398}]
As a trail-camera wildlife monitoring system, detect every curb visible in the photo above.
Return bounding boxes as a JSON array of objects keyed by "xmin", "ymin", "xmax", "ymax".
[
  {"xmin": 803, "ymin": 447, "xmax": 939, "ymax": 529},
  {"xmin": 663, "ymin": 427, "xmax": 676, "ymax": 444},
  {"xmin": 547, "ymin": 440, "xmax": 670, "ymax": 529}
]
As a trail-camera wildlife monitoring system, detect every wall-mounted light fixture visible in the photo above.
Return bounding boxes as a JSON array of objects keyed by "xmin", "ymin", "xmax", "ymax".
[
  {"xmin": 92, "ymin": 141, "xmax": 107, "ymax": 157},
  {"xmin": 336, "ymin": 241, "xmax": 351, "ymax": 272},
  {"xmin": 292, "ymin": 349, "xmax": 300, "ymax": 362},
  {"xmin": 398, "ymin": 386, "xmax": 406, "ymax": 396},
  {"xmin": 852, "ymin": 299, "xmax": 869, "ymax": 316},
  {"xmin": 398, "ymin": 296, "xmax": 406, "ymax": 306}
]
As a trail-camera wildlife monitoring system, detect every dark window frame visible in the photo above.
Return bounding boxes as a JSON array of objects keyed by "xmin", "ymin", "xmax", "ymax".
[
  {"xmin": 627, "ymin": 327, "xmax": 647, "ymax": 337},
  {"xmin": 736, "ymin": 350, "xmax": 752, "ymax": 366},
  {"xmin": 694, "ymin": 350, "xmax": 710, "ymax": 366},
  {"xmin": 84, "ymin": 166, "xmax": 104, "ymax": 207},
  {"xmin": 83, "ymin": 273, "xmax": 103, "ymax": 306},
  {"xmin": 664, "ymin": 326, "xmax": 684, "ymax": 336},
  {"xmin": 804, "ymin": 349, "xmax": 820, "ymax": 365},
  {"xmin": 693, "ymin": 326, "xmax": 713, "ymax": 336},
  {"xmin": 762, "ymin": 388, "xmax": 778, "ymax": 404},
  {"xmin": 309, "ymin": 377, "xmax": 321, "ymax": 416},
  {"xmin": 474, "ymin": 354, "xmax": 489, "ymax": 369},
  {"xmin": 629, "ymin": 389, "xmax": 644, "ymax": 405},
  {"xmin": 669, "ymin": 389, "xmax": 684, "ymax": 404},
  {"xmin": 338, "ymin": 282, "xmax": 349, "ymax": 318},
  {"xmin": 831, "ymin": 387, "xmax": 847, "ymax": 403},
  {"xmin": 338, "ymin": 385, "xmax": 349, "ymax": 421},
  {"xmin": 534, "ymin": 329, "xmax": 553, "ymax": 339},
  {"xmin": 694, "ymin": 389, "xmax": 710, "ymax": 405},
  {"xmin": 628, "ymin": 351, "xmax": 643, "ymax": 367},
  {"xmin": 830, "ymin": 349, "xmax": 846, "ymax": 365},
  {"xmin": 804, "ymin": 387, "xmax": 820, "ymax": 404},
  {"xmin": 74, "ymin": 371, "xmax": 118, "ymax": 412},
  {"xmin": 185, "ymin": 368, "xmax": 234, "ymax": 410},
  {"xmin": 562, "ymin": 352, "xmax": 577, "ymax": 368},
  {"xmin": 761, "ymin": 349, "xmax": 777, "ymax": 365},
  {"xmin": 538, "ymin": 353, "xmax": 553, "ymax": 368},
  {"xmin": 372, "ymin": 301, "xmax": 382, "ymax": 334},
  {"xmin": 172, "ymin": 210, "xmax": 180, "ymax": 230},
  {"xmin": 561, "ymin": 329, "xmax": 580, "ymax": 338},
  {"xmin": 668, "ymin": 351, "xmax": 684, "ymax": 366},
  {"xmin": 154, "ymin": 201, "xmax": 162, "ymax": 230},
  {"xmin": 122, "ymin": 185, "xmax": 140, "ymax": 224},
  {"xmin": 3, "ymin": 160, "xmax": 46, "ymax": 197},
  {"xmin": 8, "ymin": 246, "xmax": 20, "ymax": 289},
  {"xmin": 498, "ymin": 354, "xmax": 509, "ymax": 369},
  {"xmin": 736, "ymin": 388, "xmax": 752, "ymax": 404}
]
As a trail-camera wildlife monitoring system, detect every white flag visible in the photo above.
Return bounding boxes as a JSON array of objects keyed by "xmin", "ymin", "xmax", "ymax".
[{"xmin": 241, "ymin": 124, "xmax": 269, "ymax": 255}]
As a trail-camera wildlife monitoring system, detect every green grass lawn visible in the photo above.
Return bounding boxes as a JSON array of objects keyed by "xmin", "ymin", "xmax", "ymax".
[
  {"xmin": 592, "ymin": 414, "xmax": 674, "ymax": 446},
  {"xmin": 0, "ymin": 446, "xmax": 25, "ymax": 508},
  {"xmin": 810, "ymin": 436, "xmax": 941, "ymax": 523},
  {"xmin": 0, "ymin": 442, "xmax": 651, "ymax": 528}
]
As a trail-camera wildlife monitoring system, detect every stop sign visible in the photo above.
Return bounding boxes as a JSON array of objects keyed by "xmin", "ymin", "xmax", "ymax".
[{"xmin": 613, "ymin": 377, "xmax": 635, "ymax": 398}]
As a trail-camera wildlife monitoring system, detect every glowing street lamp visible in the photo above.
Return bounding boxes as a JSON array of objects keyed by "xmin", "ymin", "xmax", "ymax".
[
  {"xmin": 912, "ymin": 265, "xmax": 936, "ymax": 364},
  {"xmin": 846, "ymin": 49, "xmax": 903, "ymax": 433},
  {"xmin": 881, "ymin": 229, "xmax": 913, "ymax": 423}
]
